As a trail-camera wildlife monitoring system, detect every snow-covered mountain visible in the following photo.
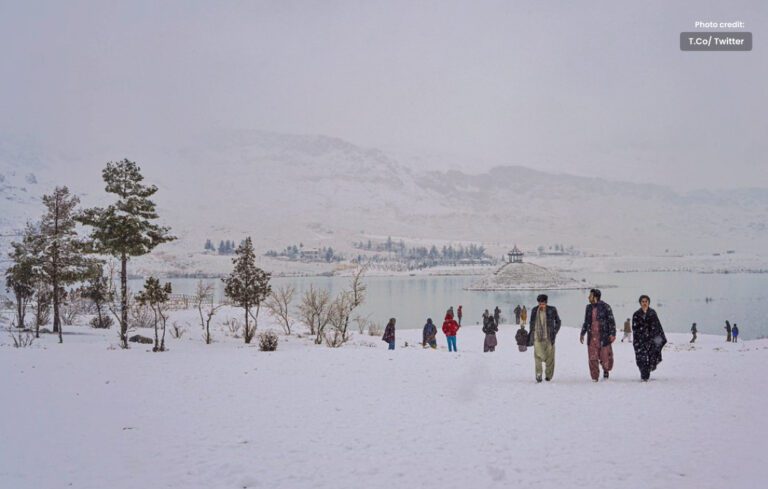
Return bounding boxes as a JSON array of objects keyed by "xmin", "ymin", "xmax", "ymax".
[{"xmin": 1, "ymin": 131, "xmax": 767, "ymax": 275}]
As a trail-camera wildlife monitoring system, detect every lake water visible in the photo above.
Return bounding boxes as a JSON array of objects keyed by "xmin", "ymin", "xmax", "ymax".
[{"xmin": 129, "ymin": 272, "xmax": 768, "ymax": 340}]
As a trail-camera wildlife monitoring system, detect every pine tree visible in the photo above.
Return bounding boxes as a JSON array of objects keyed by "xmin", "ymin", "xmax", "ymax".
[
  {"xmin": 5, "ymin": 223, "xmax": 39, "ymax": 330},
  {"xmin": 77, "ymin": 160, "xmax": 175, "ymax": 348},
  {"xmin": 37, "ymin": 186, "xmax": 94, "ymax": 343},
  {"xmin": 81, "ymin": 264, "xmax": 111, "ymax": 329},
  {"xmin": 136, "ymin": 277, "xmax": 172, "ymax": 352},
  {"xmin": 223, "ymin": 237, "xmax": 271, "ymax": 344}
]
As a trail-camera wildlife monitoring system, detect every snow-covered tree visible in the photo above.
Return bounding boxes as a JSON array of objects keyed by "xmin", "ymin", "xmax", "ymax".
[
  {"xmin": 135, "ymin": 276, "xmax": 172, "ymax": 352},
  {"xmin": 77, "ymin": 159, "xmax": 175, "ymax": 348},
  {"xmin": 81, "ymin": 264, "xmax": 112, "ymax": 329},
  {"xmin": 4, "ymin": 223, "xmax": 39, "ymax": 330},
  {"xmin": 223, "ymin": 237, "xmax": 271, "ymax": 344},
  {"xmin": 36, "ymin": 186, "xmax": 94, "ymax": 342}
]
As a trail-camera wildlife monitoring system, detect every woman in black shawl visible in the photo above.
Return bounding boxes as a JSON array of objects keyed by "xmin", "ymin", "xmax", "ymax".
[{"xmin": 632, "ymin": 295, "xmax": 667, "ymax": 382}]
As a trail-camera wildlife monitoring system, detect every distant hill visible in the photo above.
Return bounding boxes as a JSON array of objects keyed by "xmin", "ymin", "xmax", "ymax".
[{"xmin": 2, "ymin": 131, "xmax": 767, "ymax": 274}]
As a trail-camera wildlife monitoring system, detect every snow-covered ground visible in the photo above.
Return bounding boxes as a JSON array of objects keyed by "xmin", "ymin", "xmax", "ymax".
[{"xmin": 1, "ymin": 310, "xmax": 766, "ymax": 489}]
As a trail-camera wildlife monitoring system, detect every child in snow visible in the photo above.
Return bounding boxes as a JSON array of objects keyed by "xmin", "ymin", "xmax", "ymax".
[
  {"xmin": 442, "ymin": 312, "xmax": 460, "ymax": 352},
  {"xmin": 382, "ymin": 318, "xmax": 396, "ymax": 350},
  {"xmin": 621, "ymin": 318, "xmax": 631, "ymax": 342},
  {"xmin": 515, "ymin": 325, "xmax": 529, "ymax": 352},
  {"xmin": 422, "ymin": 318, "xmax": 437, "ymax": 349},
  {"xmin": 732, "ymin": 324, "xmax": 739, "ymax": 343}
]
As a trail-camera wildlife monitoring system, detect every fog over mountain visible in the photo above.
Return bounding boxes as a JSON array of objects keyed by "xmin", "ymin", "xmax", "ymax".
[{"xmin": 2, "ymin": 131, "xmax": 766, "ymax": 275}]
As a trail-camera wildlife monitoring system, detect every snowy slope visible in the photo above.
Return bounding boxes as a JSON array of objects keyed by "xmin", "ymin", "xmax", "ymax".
[
  {"xmin": 0, "ymin": 316, "xmax": 766, "ymax": 489},
  {"xmin": 2, "ymin": 130, "xmax": 767, "ymax": 275}
]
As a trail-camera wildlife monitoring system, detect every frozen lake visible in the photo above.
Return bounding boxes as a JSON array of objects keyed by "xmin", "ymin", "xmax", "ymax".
[{"xmin": 129, "ymin": 271, "xmax": 768, "ymax": 340}]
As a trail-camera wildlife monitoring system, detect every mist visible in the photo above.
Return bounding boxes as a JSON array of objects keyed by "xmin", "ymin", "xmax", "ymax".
[{"xmin": 0, "ymin": 0, "xmax": 766, "ymax": 189}]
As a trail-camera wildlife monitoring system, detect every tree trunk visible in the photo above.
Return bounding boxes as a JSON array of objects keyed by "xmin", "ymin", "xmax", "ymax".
[
  {"xmin": 159, "ymin": 308, "xmax": 167, "ymax": 351},
  {"xmin": 35, "ymin": 299, "xmax": 42, "ymax": 338},
  {"xmin": 205, "ymin": 316, "xmax": 212, "ymax": 344},
  {"xmin": 52, "ymin": 275, "xmax": 60, "ymax": 334},
  {"xmin": 120, "ymin": 253, "xmax": 128, "ymax": 348},
  {"xmin": 153, "ymin": 306, "xmax": 159, "ymax": 351},
  {"xmin": 244, "ymin": 306, "xmax": 250, "ymax": 344},
  {"xmin": 16, "ymin": 295, "xmax": 24, "ymax": 329},
  {"xmin": 95, "ymin": 302, "xmax": 103, "ymax": 328}
]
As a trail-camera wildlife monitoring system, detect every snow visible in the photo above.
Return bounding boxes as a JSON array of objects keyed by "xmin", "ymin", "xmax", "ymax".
[
  {"xmin": 1, "ymin": 309, "xmax": 766, "ymax": 489},
  {"xmin": 3, "ymin": 131, "xmax": 768, "ymax": 278}
]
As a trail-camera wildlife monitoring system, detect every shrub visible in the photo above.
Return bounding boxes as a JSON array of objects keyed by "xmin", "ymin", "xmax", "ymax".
[
  {"xmin": 169, "ymin": 321, "xmax": 187, "ymax": 339},
  {"xmin": 223, "ymin": 318, "xmax": 241, "ymax": 337},
  {"xmin": 90, "ymin": 315, "xmax": 114, "ymax": 329},
  {"xmin": 258, "ymin": 330, "xmax": 278, "ymax": 351},
  {"xmin": 368, "ymin": 322, "xmax": 382, "ymax": 337},
  {"xmin": 10, "ymin": 329, "xmax": 35, "ymax": 348}
]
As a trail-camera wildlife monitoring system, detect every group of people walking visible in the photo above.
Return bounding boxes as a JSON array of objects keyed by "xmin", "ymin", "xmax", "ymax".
[{"xmin": 384, "ymin": 289, "xmax": 670, "ymax": 383}]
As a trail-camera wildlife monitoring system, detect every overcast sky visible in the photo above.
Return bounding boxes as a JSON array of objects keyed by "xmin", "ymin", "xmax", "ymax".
[{"xmin": 0, "ymin": 0, "xmax": 765, "ymax": 189}]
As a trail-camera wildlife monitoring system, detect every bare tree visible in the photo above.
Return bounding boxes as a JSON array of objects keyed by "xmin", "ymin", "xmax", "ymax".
[
  {"xmin": 265, "ymin": 284, "xmax": 295, "ymax": 335},
  {"xmin": 324, "ymin": 268, "xmax": 367, "ymax": 347},
  {"xmin": 194, "ymin": 280, "xmax": 224, "ymax": 344},
  {"xmin": 297, "ymin": 285, "xmax": 332, "ymax": 344},
  {"xmin": 354, "ymin": 313, "xmax": 373, "ymax": 334},
  {"xmin": 325, "ymin": 292, "xmax": 352, "ymax": 347}
]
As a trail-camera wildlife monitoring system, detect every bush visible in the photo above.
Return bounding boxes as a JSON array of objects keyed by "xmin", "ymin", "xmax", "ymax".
[
  {"xmin": 130, "ymin": 302, "xmax": 154, "ymax": 329},
  {"xmin": 223, "ymin": 318, "xmax": 241, "ymax": 337},
  {"xmin": 90, "ymin": 315, "xmax": 114, "ymax": 329},
  {"xmin": 258, "ymin": 330, "xmax": 278, "ymax": 351},
  {"xmin": 10, "ymin": 330, "xmax": 35, "ymax": 348},
  {"xmin": 169, "ymin": 321, "xmax": 187, "ymax": 339},
  {"xmin": 368, "ymin": 322, "xmax": 382, "ymax": 337}
]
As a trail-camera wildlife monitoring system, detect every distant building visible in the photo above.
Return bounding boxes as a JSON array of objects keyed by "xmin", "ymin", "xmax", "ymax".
[
  {"xmin": 467, "ymin": 245, "xmax": 590, "ymax": 291},
  {"xmin": 508, "ymin": 245, "xmax": 524, "ymax": 263},
  {"xmin": 300, "ymin": 249, "xmax": 323, "ymax": 261}
]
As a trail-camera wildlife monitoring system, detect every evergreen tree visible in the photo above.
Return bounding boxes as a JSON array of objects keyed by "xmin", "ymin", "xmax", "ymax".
[
  {"xmin": 38, "ymin": 186, "xmax": 94, "ymax": 342},
  {"xmin": 5, "ymin": 223, "xmax": 39, "ymax": 330},
  {"xmin": 77, "ymin": 159, "xmax": 175, "ymax": 348},
  {"xmin": 218, "ymin": 240, "xmax": 225, "ymax": 254},
  {"xmin": 223, "ymin": 237, "xmax": 271, "ymax": 344},
  {"xmin": 136, "ymin": 276, "xmax": 172, "ymax": 352},
  {"xmin": 429, "ymin": 245, "xmax": 438, "ymax": 259},
  {"xmin": 81, "ymin": 264, "xmax": 111, "ymax": 329}
]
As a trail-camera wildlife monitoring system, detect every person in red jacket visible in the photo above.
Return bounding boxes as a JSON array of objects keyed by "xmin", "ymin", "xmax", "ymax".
[{"xmin": 442, "ymin": 312, "xmax": 460, "ymax": 352}]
